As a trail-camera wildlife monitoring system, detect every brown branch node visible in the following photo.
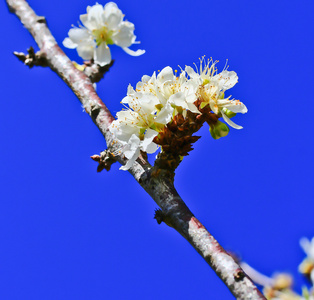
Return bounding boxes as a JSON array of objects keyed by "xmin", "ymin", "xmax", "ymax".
[
  {"xmin": 154, "ymin": 209, "xmax": 164, "ymax": 224},
  {"xmin": 83, "ymin": 59, "xmax": 114, "ymax": 83},
  {"xmin": 36, "ymin": 16, "xmax": 46, "ymax": 23},
  {"xmin": 154, "ymin": 209, "xmax": 173, "ymax": 227},
  {"xmin": 13, "ymin": 46, "xmax": 48, "ymax": 68},
  {"xmin": 234, "ymin": 269, "xmax": 246, "ymax": 282},
  {"xmin": 91, "ymin": 149, "xmax": 117, "ymax": 172},
  {"xmin": 152, "ymin": 101, "xmax": 218, "ymax": 181}
]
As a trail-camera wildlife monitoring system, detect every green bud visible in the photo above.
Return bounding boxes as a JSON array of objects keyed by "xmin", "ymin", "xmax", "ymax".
[
  {"xmin": 223, "ymin": 108, "xmax": 236, "ymax": 118},
  {"xmin": 209, "ymin": 120, "xmax": 229, "ymax": 139}
]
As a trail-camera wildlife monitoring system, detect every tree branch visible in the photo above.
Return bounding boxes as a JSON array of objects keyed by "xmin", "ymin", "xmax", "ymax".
[{"xmin": 6, "ymin": 0, "xmax": 265, "ymax": 298}]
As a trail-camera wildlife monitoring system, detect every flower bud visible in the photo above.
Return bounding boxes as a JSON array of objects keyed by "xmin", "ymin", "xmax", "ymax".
[{"xmin": 209, "ymin": 120, "xmax": 229, "ymax": 139}]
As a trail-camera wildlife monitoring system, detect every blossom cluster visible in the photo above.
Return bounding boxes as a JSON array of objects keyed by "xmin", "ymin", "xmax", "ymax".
[
  {"xmin": 63, "ymin": 2, "xmax": 145, "ymax": 66},
  {"xmin": 109, "ymin": 58, "xmax": 248, "ymax": 170}
]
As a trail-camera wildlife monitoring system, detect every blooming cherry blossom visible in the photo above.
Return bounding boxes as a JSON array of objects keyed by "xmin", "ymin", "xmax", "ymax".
[
  {"xmin": 186, "ymin": 58, "xmax": 247, "ymax": 129},
  {"xmin": 63, "ymin": 2, "xmax": 145, "ymax": 66},
  {"xmin": 110, "ymin": 60, "xmax": 248, "ymax": 170},
  {"xmin": 109, "ymin": 84, "xmax": 174, "ymax": 170},
  {"xmin": 135, "ymin": 66, "xmax": 200, "ymax": 115}
]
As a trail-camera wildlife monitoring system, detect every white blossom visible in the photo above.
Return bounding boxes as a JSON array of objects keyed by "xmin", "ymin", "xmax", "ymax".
[
  {"xmin": 110, "ymin": 60, "xmax": 248, "ymax": 170},
  {"xmin": 63, "ymin": 2, "xmax": 145, "ymax": 66},
  {"xmin": 134, "ymin": 66, "xmax": 200, "ymax": 115},
  {"xmin": 109, "ymin": 84, "xmax": 174, "ymax": 170},
  {"xmin": 186, "ymin": 58, "xmax": 247, "ymax": 129},
  {"xmin": 299, "ymin": 237, "xmax": 314, "ymax": 284}
]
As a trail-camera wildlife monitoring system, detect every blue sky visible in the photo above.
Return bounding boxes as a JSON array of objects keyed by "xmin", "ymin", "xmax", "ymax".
[{"xmin": 1, "ymin": 0, "xmax": 313, "ymax": 299}]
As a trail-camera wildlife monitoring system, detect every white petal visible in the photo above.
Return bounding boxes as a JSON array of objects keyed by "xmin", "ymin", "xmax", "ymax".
[
  {"xmin": 185, "ymin": 65, "xmax": 199, "ymax": 79},
  {"xmin": 169, "ymin": 92, "xmax": 188, "ymax": 109},
  {"xmin": 62, "ymin": 37, "xmax": 77, "ymax": 49},
  {"xmin": 187, "ymin": 103, "xmax": 201, "ymax": 114},
  {"xmin": 311, "ymin": 270, "xmax": 314, "ymax": 285},
  {"xmin": 68, "ymin": 28, "xmax": 91, "ymax": 44},
  {"xmin": 141, "ymin": 129, "xmax": 158, "ymax": 152},
  {"xmin": 122, "ymin": 47, "xmax": 145, "ymax": 56},
  {"xmin": 76, "ymin": 42, "xmax": 94, "ymax": 60},
  {"xmin": 154, "ymin": 86, "xmax": 167, "ymax": 106},
  {"xmin": 80, "ymin": 14, "xmax": 96, "ymax": 31},
  {"xmin": 184, "ymin": 80, "xmax": 198, "ymax": 102},
  {"xmin": 109, "ymin": 119, "xmax": 138, "ymax": 142},
  {"xmin": 141, "ymin": 75, "xmax": 151, "ymax": 83},
  {"xmin": 120, "ymin": 148, "xmax": 140, "ymax": 170},
  {"xmin": 215, "ymin": 70, "xmax": 238, "ymax": 90},
  {"xmin": 155, "ymin": 102, "xmax": 174, "ymax": 124},
  {"xmin": 300, "ymin": 238, "xmax": 311, "ymax": 256},
  {"xmin": 87, "ymin": 3, "xmax": 105, "ymax": 27},
  {"xmin": 309, "ymin": 238, "xmax": 314, "ymax": 259},
  {"xmin": 157, "ymin": 67, "xmax": 175, "ymax": 84},
  {"xmin": 145, "ymin": 142, "xmax": 158, "ymax": 154},
  {"xmin": 124, "ymin": 134, "xmax": 141, "ymax": 159},
  {"xmin": 221, "ymin": 111, "xmax": 243, "ymax": 129},
  {"xmin": 115, "ymin": 125, "xmax": 138, "ymax": 142},
  {"xmin": 224, "ymin": 100, "xmax": 248, "ymax": 114},
  {"xmin": 112, "ymin": 22, "xmax": 135, "ymax": 47},
  {"xmin": 122, "ymin": 47, "xmax": 146, "ymax": 56},
  {"xmin": 94, "ymin": 43, "xmax": 111, "ymax": 66},
  {"xmin": 115, "ymin": 110, "xmax": 138, "ymax": 124},
  {"xmin": 136, "ymin": 94, "xmax": 159, "ymax": 114},
  {"xmin": 121, "ymin": 95, "xmax": 132, "ymax": 104},
  {"xmin": 103, "ymin": 2, "xmax": 123, "ymax": 30},
  {"xmin": 104, "ymin": 2, "xmax": 119, "ymax": 10}
]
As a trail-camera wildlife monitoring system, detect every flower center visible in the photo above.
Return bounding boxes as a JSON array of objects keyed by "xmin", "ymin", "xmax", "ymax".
[{"xmin": 92, "ymin": 27, "xmax": 113, "ymax": 46}]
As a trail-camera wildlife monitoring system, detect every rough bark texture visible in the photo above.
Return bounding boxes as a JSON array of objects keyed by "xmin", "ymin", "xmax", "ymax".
[{"xmin": 6, "ymin": 0, "xmax": 266, "ymax": 299}]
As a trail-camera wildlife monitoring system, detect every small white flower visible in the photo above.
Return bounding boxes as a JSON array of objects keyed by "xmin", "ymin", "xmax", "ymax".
[
  {"xmin": 186, "ymin": 58, "xmax": 247, "ymax": 129},
  {"xmin": 63, "ymin": 2, "xmax": 145, "ymax": 66},
  {"xmin": 299, "ymin": 237, "xmax": 314, "ymax": 284},
  {"xmin": 119, "ymin": 131, "xmax": 158, "ymax": 170},
  {"xmin": 135, "ymin": 66, "xmax": 200, "ymax": 115},
  {"xmin": 109, "ymin": 84, "xmax": 174, "ymax": 170}
]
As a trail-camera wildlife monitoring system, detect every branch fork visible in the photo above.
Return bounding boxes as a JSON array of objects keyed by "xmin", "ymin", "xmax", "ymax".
[{"xmin": 14, "ymin": 46, "xmax": 48, "ymax": 68}]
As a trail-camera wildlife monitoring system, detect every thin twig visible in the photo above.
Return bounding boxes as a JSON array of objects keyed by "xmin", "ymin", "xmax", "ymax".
[{"xmin": 6, "ymin": 0, "xmax": 266, "ymax": 298}]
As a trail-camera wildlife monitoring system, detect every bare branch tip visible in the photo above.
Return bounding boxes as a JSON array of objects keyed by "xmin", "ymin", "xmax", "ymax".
[{"xmin": 13, "ymin": 46, "xmax": 47, "ymax": 68}]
